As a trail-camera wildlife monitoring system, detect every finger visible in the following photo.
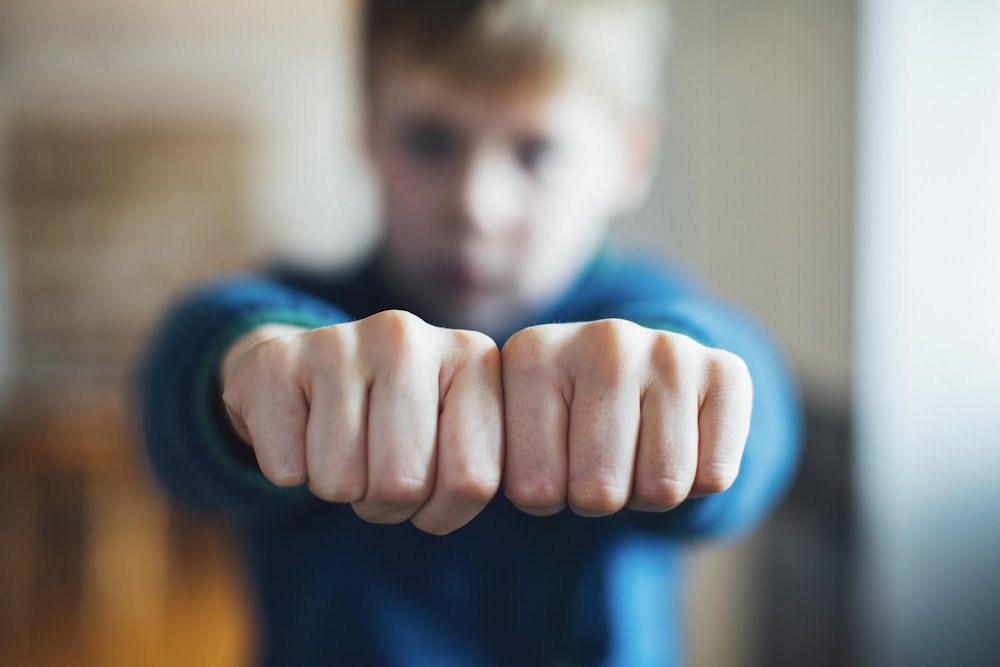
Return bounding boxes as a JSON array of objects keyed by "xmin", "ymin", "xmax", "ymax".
[
  {"xmin": 502, "ymin": 332, "xmax": 569, "ymax": 516},
  {"xmin": 567, "ymin": 376, "xmax": 639, "ymax": 517},
  {"xmin": 691, "ymin": 353, "xmax": 752, "ymax": 498},
  {"xmin": 629, "ymin": 380, "xmax": 698, "ymax": 511},
  {"xmin": 234, "ymin": 346, "xmax": 309, "ymax": 487},
  {"xmin": 352, "ymin": 352, "xmax": 438, "ymax": 524},
  {"xmin": 304, "ymin": 347, "xmax": 368, "ymax": 504},
  {"xmin": 410, "ymin": 336, "xmax": 503, "ymax": 535},
  {"xmin": 222, "ymin": 400, "xmax": 252, "ymax": 444}
]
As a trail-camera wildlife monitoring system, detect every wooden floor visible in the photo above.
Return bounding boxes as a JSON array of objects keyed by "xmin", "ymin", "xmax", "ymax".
[
  {"xmin": 1, "ymin": 507, "xmax": 252, "ymax": 667},
  {"xmin": 0, "ymin": 395, "xmax": 254, "ymax": 667}
]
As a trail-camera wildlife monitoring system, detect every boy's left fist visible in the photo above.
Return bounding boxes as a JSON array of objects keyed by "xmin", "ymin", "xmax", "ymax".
[{"xmin": 500, "ymin": 319, "xmax": 752, "ymax": 517}]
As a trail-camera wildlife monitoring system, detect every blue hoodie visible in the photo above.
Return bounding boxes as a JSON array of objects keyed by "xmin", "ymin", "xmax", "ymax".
[{"xmin": 137, "ymin": 249, "xmax": 801, "ymax": 666}]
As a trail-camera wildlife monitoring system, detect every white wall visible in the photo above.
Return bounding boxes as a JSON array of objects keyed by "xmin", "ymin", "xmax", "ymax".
[{"xmin": 855, "ymin": 1, "xmax": 1000, "ymax": 665}]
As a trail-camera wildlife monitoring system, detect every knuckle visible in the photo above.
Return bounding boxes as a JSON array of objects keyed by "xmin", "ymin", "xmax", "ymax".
[
  {"xmin": 441, "ymin": 465, "xmax": 500, "ymax": 505},
  {"xmin": 579, "ymin": 318, "xmax": 638, "ymax": 353},
  {"xmin": 409, "ymin": 515, "xmax": 456, "ymax": 537},
  {"xmin": 449, "ymin": 330, "xmax": 501, "ymax": 369},
  {"xmin": 308, "ymin": 477, "xmax": 366, "ymax": 504},
  {"xmin": 649, "ymin": 330, "xmax": 694, "ymax": 373},
  {"xmin": 350, "ymin": 503, "xmax": 402, "ymax": 525},
  {"xmin": 220, "ymin": 384, "xmax": 241, "ymax": 414},
  {"xmin": 369, "ymin": 470, "xmax": 431, "ymax": 508},
  {"xmin": 264, "ymin": 466, "xmax": 308, "ymax": 488},
  {"xmin": 586, "ymin": 317, "xmax": 638, "ymax": 343},
  {"xmin": 302, "ymin": 324, "xmax": 350, "ymax": 360},
  {"xmin": 647, "ymin": 331, "xmax": 676, "ymax": 372},
  {"xmin": 701, "ymin": 352, "xmax": 754, "ymax": 431},
  {"xmin": 710, "ymin": 349, "xmax": 753, "ymax": 392},
  {"xmin": 378, "ymin": 308, "xmax": 424, "ymax": 332},
  {"xmin": 694, "ymin": 465, "xmax": 740, "ymax": 496},
  {"xmin": 581, "ymin": 319, "xmax": 636, "ymax": 368},
  {"xmin": 635, "ymin": 476, "xmax": 691, "ymax": 510},
  {"xmin": 452, "ymin": 328, "xmax": 495, "ymax": 352},
  {"xmin": 501, "ymin": 326, "xmax": 550, "ymax": 371},
  {"xmin": 568, "ymin": 480, "xmax": 629, "ymax": 516},
  {"xmin": 257, "ymin": 335, "xmax": 297, "ymax": 369},
  {"xmin": 240, "ymin": 338, "xmax": 301, "ymax": 391},
  {"xmin": 367, "ymin": 309, "xmax": 425, "ymax": 351},
  {"xmin": 504, "ymin": 476, "xmax": 564, "ymax": 513}
]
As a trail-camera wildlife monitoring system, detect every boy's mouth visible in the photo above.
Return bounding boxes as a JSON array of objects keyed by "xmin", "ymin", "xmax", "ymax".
[{"xmin": 434, "ymin": 263, "xmax": 506, "ymax": 297}]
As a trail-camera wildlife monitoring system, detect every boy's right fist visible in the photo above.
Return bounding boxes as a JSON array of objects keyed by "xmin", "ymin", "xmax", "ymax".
[{"xmin": 220, "ymin": 310, "xmax": 504, "ymax": 535}]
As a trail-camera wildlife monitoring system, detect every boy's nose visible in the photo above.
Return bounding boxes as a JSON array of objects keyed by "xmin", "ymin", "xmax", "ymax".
[{"xmin": 455, "ymin": 152, "xmax": 522, "ymax": 236}]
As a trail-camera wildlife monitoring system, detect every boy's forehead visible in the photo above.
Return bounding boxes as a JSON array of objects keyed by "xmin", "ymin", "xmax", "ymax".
[
  {"xmin": 372, "ymin": 51, "xmax": 558, "ymax": 107},
  {"xmin": 361, "ymin": 1, "xmax": 668, "ymax": 119},
  {"xmin": 370, "ymin": 56, "xmax": 617, "ymax": 130},
  {"xmin": 375, "ymin": 61, "xmax": 529, "ymax": 112}
]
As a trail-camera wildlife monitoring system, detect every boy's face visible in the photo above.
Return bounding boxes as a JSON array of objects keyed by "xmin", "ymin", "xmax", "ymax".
[{"xmin": 367, "ymin": 59, "xmax": 653, "ymax": 336}]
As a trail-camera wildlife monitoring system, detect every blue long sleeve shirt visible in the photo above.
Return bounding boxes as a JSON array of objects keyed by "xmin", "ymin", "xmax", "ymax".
[{"xmin": 138, "ymin": 249, "xmax": 801, "ymax": 666}]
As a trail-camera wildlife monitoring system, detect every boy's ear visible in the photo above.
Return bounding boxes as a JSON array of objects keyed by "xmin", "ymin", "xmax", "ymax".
[{"xmin": 614, "ymin": 112, "xmax": 662, "ymax": 215}]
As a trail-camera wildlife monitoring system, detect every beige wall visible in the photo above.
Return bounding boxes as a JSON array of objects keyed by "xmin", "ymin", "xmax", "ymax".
[
  {"xmin": 619, "ymin": 0, "xmax": 856, "ymax": 412},
  {"xmin": 0, "ymin": 2, "xmax": 857, "ymax": 665},
  {"xmin": 0, "ymin": 0, "xmax": 856, "ymax": 407},
  {"xmin": 0, "ymin": 0, "xmax": 374, "ymax": 392},
  {"xmin": 615, "ymin": 3, "xmax": 856, "ymax": 665}
]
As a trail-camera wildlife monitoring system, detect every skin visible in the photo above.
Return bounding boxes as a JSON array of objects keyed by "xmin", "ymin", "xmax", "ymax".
[{"xmin": 220, "ymin": 59, "xmax": 753, "ymax": 535}]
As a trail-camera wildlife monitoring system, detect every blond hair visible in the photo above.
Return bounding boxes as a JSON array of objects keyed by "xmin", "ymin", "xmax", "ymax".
[{"xmin": 360, "ymin": 0, "xmax": 671, "ymax": 112}]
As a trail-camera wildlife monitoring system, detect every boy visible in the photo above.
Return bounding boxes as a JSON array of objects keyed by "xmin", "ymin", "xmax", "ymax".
[{"xmin": 139, "ymin": 1, "xmax": 800, "ymax": 665}]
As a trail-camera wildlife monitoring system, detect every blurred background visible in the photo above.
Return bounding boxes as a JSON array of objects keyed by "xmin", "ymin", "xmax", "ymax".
[{"xmin": 0, "ymin": 1, "xmax": 997, "ymax": 666}]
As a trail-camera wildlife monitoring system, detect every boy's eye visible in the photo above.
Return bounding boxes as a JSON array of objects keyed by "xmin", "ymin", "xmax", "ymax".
[
  {"xmin": 517, "ymin": 138, "xmax": 554, "ymax": 172},
  {"xmin": 399, "ymin": 119, "xmax": 458, "ymax": 164}
]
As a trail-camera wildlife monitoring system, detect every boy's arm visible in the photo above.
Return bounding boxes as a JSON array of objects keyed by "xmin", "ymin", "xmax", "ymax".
[
  {"xmin": 136, "ymin": 277, "xmax": 351, "ymax": 522},
  {"xmin": 502, "ymin": 291, "xmax": 801, "ymax": 539},
  {"xmin": 139, "ymin": 265, "xmax": 798, "ymax": 535}
]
